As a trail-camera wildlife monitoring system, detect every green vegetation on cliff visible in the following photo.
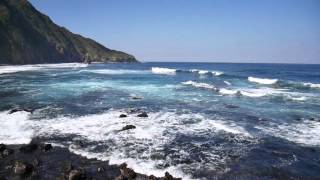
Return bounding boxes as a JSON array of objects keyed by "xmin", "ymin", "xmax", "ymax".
[{"xmin": 0, "ymin": 0, "xmax": 137, "ymax": 64}]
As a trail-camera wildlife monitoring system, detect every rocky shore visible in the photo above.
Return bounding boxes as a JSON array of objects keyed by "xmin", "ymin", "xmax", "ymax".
[{"xmin": 0, "ymin": 141, "xmax": 181, "ymax": 180}]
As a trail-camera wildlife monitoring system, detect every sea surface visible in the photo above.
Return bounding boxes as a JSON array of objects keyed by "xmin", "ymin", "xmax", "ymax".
[{"xmin": 0, "ymin": 62, "xmax": 320, "ymax": 179}]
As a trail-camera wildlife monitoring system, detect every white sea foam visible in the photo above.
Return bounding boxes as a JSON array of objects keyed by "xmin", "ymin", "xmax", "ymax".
[
  {"xmin": 0, "ymin": 65, "xmax": 43, "ymax": 74},
  {"xmin": 198, "ymin": 70, "xmax": 209, "ymax": 74},
  {"xmin": 188, "ymin": 69, "xmax": 223, "ymax": 76},
  {"xmin": 82, "ymin": 69, "xmax": 148, "ymax": 75},
  {"xmin": 212, "ymin": 71, "xmax": 223, "ymax": 76},
  {"xmin": 21, "ymin": 110, "xmax": 251, "ymax": 179},
  {"xmin": 151, "ymin": 67, "xmax": 177, "ymax": 75},
  {"xmin": 0, "ymin": 63, "xmax": 88, "ymax": 75},
  {"xmin": 218, "ymin": 87, "xmax": 310, "ymax": 101},
  {"xmin": 224, "ymin": 81, "xmax": 231, "ymax": 85},
  {"xmin": 255, "ymin": 119, "xmax": 320, "ymax": 146},
  {"xmin": 0, "ymin": 111, "xmax": 33, "ymax": 144},
  {"xmin": 182, "ymin": 81, "xmax": 217, "ymax": 90},
  {"xmin": 219, "ymin": 88, "xmax": 239, "ymax": 95},
  {"xmin": 303, "ymin": 82, "xmax": 320, "ymax": 89},
  {"xmin": 248, "ymin": 76, "xmax": 278, "ymax": 85}
]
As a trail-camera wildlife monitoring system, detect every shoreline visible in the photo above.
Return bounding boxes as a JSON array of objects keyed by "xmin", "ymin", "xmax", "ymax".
[{"xmin": 0, "ymin": 141, "xmax": 181, "ymax": 180}]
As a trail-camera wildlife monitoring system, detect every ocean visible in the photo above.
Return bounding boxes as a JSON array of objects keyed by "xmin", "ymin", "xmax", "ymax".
[{"xmin": 0, "ymin": 62, "xmax": 320, "ymax": 179}]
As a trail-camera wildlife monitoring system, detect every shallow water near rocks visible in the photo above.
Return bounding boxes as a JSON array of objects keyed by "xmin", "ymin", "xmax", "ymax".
[{"xmin": 1, "ymin": 62, "xmax": 320, "ymax": 179}]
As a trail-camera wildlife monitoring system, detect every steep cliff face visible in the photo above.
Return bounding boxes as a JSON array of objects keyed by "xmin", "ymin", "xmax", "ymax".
[{"xmin": 0, "ymin": 0, "xmax": 137, "ymax": 64}]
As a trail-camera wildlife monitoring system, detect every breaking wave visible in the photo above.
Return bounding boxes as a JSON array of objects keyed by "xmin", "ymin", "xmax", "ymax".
[
  {"xmin": 151, "ymin": 67, "xmax": 223, "ymax": 76},
  {"xmin": 248, "ymin": 76, "xmax": 278, "ymax": 85},
  {"xmin": 0, "ymin": 63, "xmax": 88, "ymax": 75},
  {"xmin": 182, "ymin": 81, "xmax": 218, "ymax": 90}
]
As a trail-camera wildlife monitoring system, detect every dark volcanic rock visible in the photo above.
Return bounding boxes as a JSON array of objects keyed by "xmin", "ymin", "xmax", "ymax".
[
  {"xmin": 0, "ymin": 0, "xmax": 137, "ymax": 64},
  {"xmin": 0, "ymin": 144, "xmax": 6, "ymax": 152},
  {"xmin": 13, "ymin": 161, "xmax": 34, "ymax": 176},
  {"xmin": 120, "ymin": 125, "xmax": 136, "ymax": 131},
  {"xmin": 8, "ymin": 108, "xmax": 34, "ymax": 114},
  {"xmin": 19, "ymin": 143, "xmax": 38, "ymax": 153},
  {"xmin": 68, "ymin": 169, "xmax": 87, "ymax": 180},
  {"xmin": 0, "ymin": 144, "xmax": 14, "ymax": 158},
  {"xmin": 41, "ymin": 143, "xmax": 53, "ymax": 152},
  {"xmin": 1, "ymin": 148, "xmax": 14, "ymax": 157},
  {"xmin": 225, "ymin": 104, "xmax": 239, "ymax": 109},
  {"xmin": 137, "ymin": 112, "xmax": 148, "ymax": 117},
  {"xmin": 117, "ymin": 163, "xmax": 136, "ymax": 179},
  {"xmin": 119, "ymin": 114, "xmax": 128, "ymax": 118}
]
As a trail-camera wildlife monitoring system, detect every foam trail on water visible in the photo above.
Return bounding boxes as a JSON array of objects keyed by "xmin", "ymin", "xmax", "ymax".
[
  {"xmin": 224, "ymin": 81, "xmax": 231, "ymax": 85},
  {"xmin": 151, "ymin": 67, "xmax": 177, "ymax": 75},
  {"xmin": 0, "ymin": 111, "xmax": 33, "ymax": 144},
  {"xmin": 0, "ymin": 65, "xmax": 43, "ymax": 74},
  {"xmin": 0, "ymin": 63, "xmax": 88, "ymax": 75},
  {"xmin": 303, "ymin": 82, "xmax": 320, "ymax": 89},
  {"xmin": 248, "ymin": 76, "xmax": 278, "ymax": 85},
  {"xmin": 182, "ymin": 81, "xmax": 218, "ymax": 90},
  {"xmin": 82, "ymin": 69, "xmax": 148, "ymax": 75}
]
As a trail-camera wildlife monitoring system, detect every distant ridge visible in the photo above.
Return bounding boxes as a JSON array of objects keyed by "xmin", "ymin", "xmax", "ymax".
[{"xmin": 0, "ymin": 0, "xmax": 137, "ymax": 64}]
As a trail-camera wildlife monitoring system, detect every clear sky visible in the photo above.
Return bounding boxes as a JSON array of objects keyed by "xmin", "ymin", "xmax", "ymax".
[{"xmin": 30, "ymin": 0, "xmax": 320, "ymax": 64}]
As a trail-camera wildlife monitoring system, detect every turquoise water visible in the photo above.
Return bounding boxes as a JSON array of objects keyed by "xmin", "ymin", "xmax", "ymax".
[{"xmin": 0, "ymin": 62, "xmax": 320, "ymax": 179}]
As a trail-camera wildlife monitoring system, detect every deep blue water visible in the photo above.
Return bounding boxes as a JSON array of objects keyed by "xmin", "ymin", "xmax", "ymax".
[{"xmin": 0, "ymin": 62, "xmax": 320, "ymax": 179}]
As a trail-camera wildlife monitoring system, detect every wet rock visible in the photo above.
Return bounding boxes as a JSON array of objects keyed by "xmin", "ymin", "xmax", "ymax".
[
  {"xmin": 19, "ymin": 143, "xmax": 38, "ymax": 153},
  {"xmin": 0, "ymin": 144, "xmax": 6, "ymax": 152},
  {"xmin": 119, "ymin": 114, "xmax": 128, "ymax": 118},
  {"xmin": 97, "ymin": 167, "xmax": 105, "ymax": 173},
  {"xmin": 131, "ymin": 96, "xmax": 143, "ymax": 100},
  {"xmin": 137, "ymin": 112, "xmax": 148, "ymax": 117},
  {"xmin": 120, "ymin": 125, "xmax": 136, "ymax": 131},
  {"xmin": 33, "ymin": 158, "xmax": 41, "ymax": 167},
  {"xmin": 41, "ymin": 143, "xmax": 53, "ymax": 152},
  {"xmin": 225, "ymin": 104, "xmax": 239, "ymax": 109},
  {"xmin": 163, "ymin": 172, "xmax": 181, "ymax": 180},
  {"xmin": 2, "ymin": 148, "xmax": 14, "ymax": 157},
  {"xmin": 13, "ymin": 161, "xmax": 34, "ymax": 175},
  {"xmin": 149, "ymin": 175, "xmax": 158, "ymax": 180},
  {"xmin": 118, "ymin": 163, "xmax": 136, "ymax": 179},
  {"xmin": 127, "ymin": 108, "xmax": 141, "ymax": 113},
  {"xmin": 68, "ymin": 169, "xmax": 87, "ymax": 180},
  {"xmin": 9, "ymin": 108, "xmax": 34, "ymax": 114}
]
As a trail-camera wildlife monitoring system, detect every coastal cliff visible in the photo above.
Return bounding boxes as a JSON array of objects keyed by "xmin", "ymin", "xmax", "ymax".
[{"xmin": 0, "ymin": 0, "xmax": 137, "ymax": 64}]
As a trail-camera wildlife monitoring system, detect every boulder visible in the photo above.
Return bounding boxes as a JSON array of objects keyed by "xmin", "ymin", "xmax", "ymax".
[
  {"xmin": 131, "ymin": 96, "xmax": 143, "ymax": 100},
  {"xmin": 120, "ymin": 125, "xmax": 136, "ymax": 131},
  {"xmin": 118, "ymin": 163, "xmax": 136, "ymax": 179},
  {"xmin": 0, "ymin": 144, "xmax": 6, "ymax": 152},
  {"xmin": 2, "ymin": 148, "xmax": 14, "ymax": 157},
  {"xmin": 119, "ymin": 114, "xmax": 128, "ymax": 118},
  {"xmin": 41, "ymin": 144, "xmax": 53, "ymax": 152},
  {"xmin": 13, "ymin": 161, "xmax": 34, "ymax": 175},
  {"xmin": 137, "ymin": 112, "xmax": 148, "ymax": 117},
  {"xmin": 163, "ymin": 172, "xmax": 181, "ymax": 180}
]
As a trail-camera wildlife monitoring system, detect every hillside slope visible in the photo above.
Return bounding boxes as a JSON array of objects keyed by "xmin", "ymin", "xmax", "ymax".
[{"xmin": 0, "ymin": 0, "xmax": 137, "ymax": 64}]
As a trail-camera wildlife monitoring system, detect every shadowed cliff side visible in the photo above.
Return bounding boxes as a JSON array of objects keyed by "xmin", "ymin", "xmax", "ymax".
[{"xmin": 0, "ymin": 0, "xmax": 137, "ymax": 64}]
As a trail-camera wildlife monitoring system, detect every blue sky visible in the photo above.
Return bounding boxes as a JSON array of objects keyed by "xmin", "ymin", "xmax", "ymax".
[{"xmin": 30, "ymin": 0, "xmax": 320, "ymax": 63}]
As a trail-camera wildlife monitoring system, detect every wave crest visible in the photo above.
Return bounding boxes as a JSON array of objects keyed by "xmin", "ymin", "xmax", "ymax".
[
  {"xmin": 151, "ymin": 67, "xmax": 177, "ymax": 75},
  {"xmin": 248, "ymin": 76, "xmax": 278, "ymax": 85}
]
